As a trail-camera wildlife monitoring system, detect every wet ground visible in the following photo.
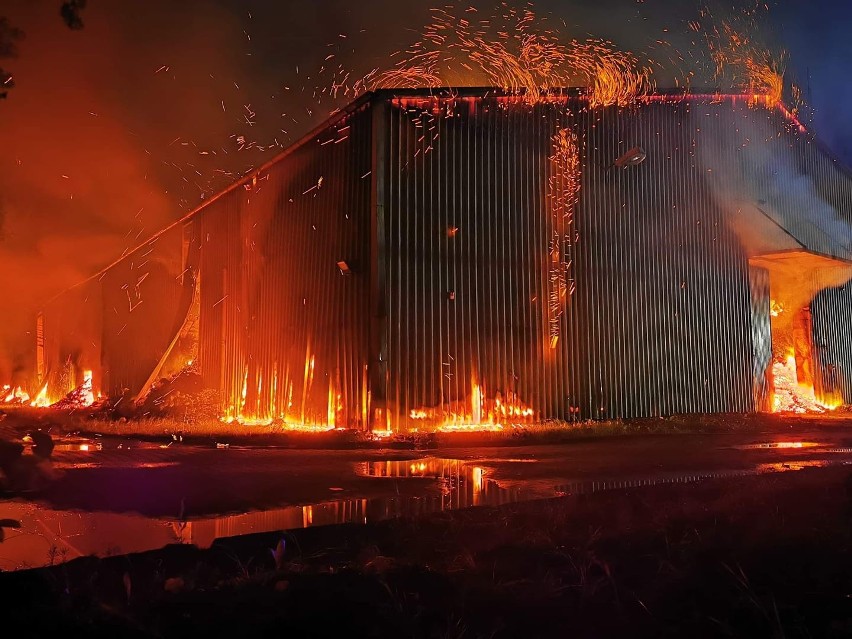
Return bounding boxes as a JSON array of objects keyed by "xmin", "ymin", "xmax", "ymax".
[{"xmin": 2, "ymin": 424, "xmax": 852, "ymax": 570}]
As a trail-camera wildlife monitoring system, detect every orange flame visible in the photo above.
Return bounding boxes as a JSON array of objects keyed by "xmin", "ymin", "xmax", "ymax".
[
  {"xmin": 408, "ymin": 370, "xmax": 535, "ymax": 433},
  {"xmin": 772, "ymin": 351, "xmax": 838, "ymax": 413}
]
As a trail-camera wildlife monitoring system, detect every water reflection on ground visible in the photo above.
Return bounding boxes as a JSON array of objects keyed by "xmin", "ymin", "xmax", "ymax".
[
  {"xmin": 0, "ymin": 458, "xmax": 523, "ymax": 571},
  {"xmin": 1, "ymin": 454, "xmax": 849, "ymax": 571}
]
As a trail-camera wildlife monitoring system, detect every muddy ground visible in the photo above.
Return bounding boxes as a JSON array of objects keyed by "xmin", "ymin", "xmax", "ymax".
[{"xmin": 2, "ymin": 465, "xmax": 851, "ymax": 637}]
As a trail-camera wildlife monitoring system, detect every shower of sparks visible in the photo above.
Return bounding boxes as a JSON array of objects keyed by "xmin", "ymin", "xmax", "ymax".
[
  {"xmin": 699, "ymin": 4, "xmax": 794, "ymax": 109},
  {"xmin": 23, "ymin": 1, "xmax": 821, "ymax": 432},
  {"xmin": 547, "ymin": 126, "xmax": 581, "ymax": 347},
  {"xmin": 348, "ymin": 5, "xmax": 654, "ymax": 107}
]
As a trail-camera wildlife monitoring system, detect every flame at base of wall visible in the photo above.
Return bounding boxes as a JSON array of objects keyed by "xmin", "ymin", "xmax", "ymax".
[
  {"xmin": 771, "ymin": 354, "xmax": 839, "ymax": 414},
  {"xmin": 409, "ymin": 374, "xmax": 536, "ymax": 433},
  {"xmin": 2, "ymin": 370, "xmax": 97, "ymax": 409},
  {"xmin": 50, "ymin": 370, "xmax": 98, "ymax": 409},
  {"xmin": 219, "ymin": 414, "xmax": 337, "ymax": 432}
]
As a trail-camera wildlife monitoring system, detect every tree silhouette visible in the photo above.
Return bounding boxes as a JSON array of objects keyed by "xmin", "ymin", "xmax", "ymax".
[
  {"xmin": 0, "ymin": 2, "xmax": 87, "ymax": 99},
  {"xmin": 0, "ymin": 17, "xmax": 23, "ymax": 99}
]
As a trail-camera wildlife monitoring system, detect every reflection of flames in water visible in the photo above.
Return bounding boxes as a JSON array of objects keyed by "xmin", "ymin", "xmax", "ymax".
[
  {"xmin": 772, "ymin": 353, "xmax": 838, "ymax": 414},
  {"xmin": 409, "ymin": 372, "xmax": 535, "ymax": 433}
]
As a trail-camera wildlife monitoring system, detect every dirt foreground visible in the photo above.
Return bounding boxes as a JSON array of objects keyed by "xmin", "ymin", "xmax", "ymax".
[{"xmin": 2, "ymin": 465, "xmax": 851, "ymax": 638}]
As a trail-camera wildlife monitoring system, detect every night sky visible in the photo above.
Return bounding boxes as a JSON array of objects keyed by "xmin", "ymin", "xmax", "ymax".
[{"xmin": 0, "ymin": 0, "xmax": 850, "ymax": 377}]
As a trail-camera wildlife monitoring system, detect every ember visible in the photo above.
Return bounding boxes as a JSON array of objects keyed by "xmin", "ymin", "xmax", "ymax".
[
  {"xmin": 2, "ymin": 385, "xmax": 30, "ymax": 405},
  {"xmin": 51, "ymin": 370, "xmax": 97, "ymax": 410},
  {"xmin": 772, "ymin": 352, "xmax": 838, "ymax": 414},
  {"xmin": 408, "ymin": 373, "xmax": 536, "ymax": 433}
]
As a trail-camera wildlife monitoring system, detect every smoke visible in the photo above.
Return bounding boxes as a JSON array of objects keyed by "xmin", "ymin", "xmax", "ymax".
[
  {"xmin": 699, "ymin": 105, "xmax": 852, "ymax": 259},
  {"xmin": 696, "ymin": 104, "xmax": 852, "ymax": 355},
  {"xmin": 0, "ymin": 0, "xmax": 848, "ymax": 388},
  {"xmin": 0, "ymin": 0, "xmax": 437, "ymax": 386},
  {"xmin": 0, "ymin": 1, "xmax": 272, "ymax": 384}
]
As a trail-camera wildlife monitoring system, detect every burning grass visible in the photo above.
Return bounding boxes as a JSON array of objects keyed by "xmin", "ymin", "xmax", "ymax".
[
  {"xmin": 2, "ymin": 407, "xmax": 845, "ymax": 452},
  {"xmin": 2, "ymin": 465, "xmax": 850, "ymax": 636}
]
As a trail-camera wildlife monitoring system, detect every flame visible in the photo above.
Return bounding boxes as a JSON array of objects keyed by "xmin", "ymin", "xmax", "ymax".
[
  {"xmin": 409, "ymin": 370, "xmax": 535, "ymax": 433},
  {"xmin": 771, "ymin": 351, "xmax": 837, "ymax": 413},
  {"xmin": 50, "ymin": 369, "xmax": 96, "ymax": 409},
  {"xmin": 29, "ymin": 382, "xmax": 52, "ymax": 407},
  {"xmin": 221, "ymin": 371, "xmax": 340, "ymax": 432},
  {"xmin": 80, "ymin": 370, "xmax": 95, "ymax": 406},
  {"xmin": 3, "ymin": 385, "xmax": 30, "ymax": 404}
]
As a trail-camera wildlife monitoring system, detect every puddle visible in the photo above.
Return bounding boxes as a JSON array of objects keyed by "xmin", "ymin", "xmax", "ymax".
[
  {"xmin": 732, "ymin": 441, "xmax": 823, "ymax": 450},
  {"xmin": 1, "ymin": 454, "xmax": 849, "ymax": 571},
  {"xmin": 0, "ymin": 457, "xmax": 526, "ymax": 571},
  {"xmin": 554, "ymin": 459, "xmax": 846, "ymax": 496}
]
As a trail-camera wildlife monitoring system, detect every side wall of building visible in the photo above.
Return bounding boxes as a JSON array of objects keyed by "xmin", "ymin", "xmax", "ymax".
[
  {"xmin": 379, "ymin": 95, "xmax": 760, "ymax": 426},
  {"xmin": 40, "ymin": 104, "xmax": 374, "ymax": 426},
  {"xmin": 196, "ymin": 104, "xmax": 373, "ymax": 426}
]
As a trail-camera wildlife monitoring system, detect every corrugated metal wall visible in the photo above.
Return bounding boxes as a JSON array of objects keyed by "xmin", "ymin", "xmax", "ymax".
[
  {"xmin": 811, "ymin": 283, "xmax": 852, "ymax": 404},
  {"xmin": 197, "ymin": 104, "xmax": 373, "ymax": 426},
  {"xmin": 99, "ymin": 223, "xmax": 188, "ymax": 397},
  {"xmin": 380, "ymin": 93, "xmax": 761, "ymax": 426},
  {"xmin": 40, "ymin": 279, "xmax": 103, "ymax": 398},
  {"xmin": 39, "ymin": 90, "xmax": 852, "ymax": 427},
  {"xmin": 748, "ymin": 265, "xmax": 772, "ymax": 410}
]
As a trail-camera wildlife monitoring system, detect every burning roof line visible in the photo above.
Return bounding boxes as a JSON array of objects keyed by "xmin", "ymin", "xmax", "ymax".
[{"xmin": 44, "ymin": 88, "xmax": 839, "ymax": 303}]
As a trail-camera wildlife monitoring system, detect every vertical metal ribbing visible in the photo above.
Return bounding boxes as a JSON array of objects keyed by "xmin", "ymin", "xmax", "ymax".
[
  {"xmin": 43, "ymin": 91, "xmax": 852, "ymax": 430},
  {"xmin": 370, "ymin": 99, "xmax": 389, "ymax": 430}
]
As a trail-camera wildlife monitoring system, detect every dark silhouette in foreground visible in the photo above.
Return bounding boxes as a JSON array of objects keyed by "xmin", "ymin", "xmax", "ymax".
[{"xmin": 0, "ymin": 431, "xmax": 57, "ymax": 493}]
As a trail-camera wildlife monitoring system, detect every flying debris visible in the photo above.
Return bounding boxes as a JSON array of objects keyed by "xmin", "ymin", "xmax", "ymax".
[{"xmin": 613, "ymin": 146, "xmax": 647, "ymax": 169}]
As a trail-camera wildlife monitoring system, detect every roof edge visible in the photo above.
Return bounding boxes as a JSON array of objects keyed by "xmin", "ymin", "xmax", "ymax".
[
  {"xmin": 43, "ymin": 91, "xmax": 378, "ymax": 305},
  {"xmin": 44, "ymin": 87, "xmax": 852, "ymax": 304}
]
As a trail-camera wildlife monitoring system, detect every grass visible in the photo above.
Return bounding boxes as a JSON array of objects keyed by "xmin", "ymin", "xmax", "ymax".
[
  {"xmin": 0, "ymin": 408, "xmax": 847, "ymax": 456},
  {"xmin": 2, "ymin": 404, "xmax": 850, "ymax": 449},
  {"xmin": 2, "ymin": 465, "xmax": 850, "ymax": 637}
]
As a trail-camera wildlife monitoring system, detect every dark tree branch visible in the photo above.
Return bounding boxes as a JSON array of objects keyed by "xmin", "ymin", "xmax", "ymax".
[
  {"xmin": 60, "ymin": 0, "xmax": 87, "ymax": 30},
  {"xmin": 0, "ymin": 17, "xmax": 24, "ymax": 58},
  {"xmin": 0, "ymin": 3, "xmax": 84, "ymax": 100}
]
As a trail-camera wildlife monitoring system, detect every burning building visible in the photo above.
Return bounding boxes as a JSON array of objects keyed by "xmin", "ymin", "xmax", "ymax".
[{"xmin": 34, "ymin": 88, "xmax": 852, "ymax": 430}]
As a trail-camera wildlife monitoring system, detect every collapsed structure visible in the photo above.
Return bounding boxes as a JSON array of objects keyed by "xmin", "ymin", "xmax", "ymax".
[{"xmin": 34, "ymin": 88, "xmax": 852, "ymax": 430}]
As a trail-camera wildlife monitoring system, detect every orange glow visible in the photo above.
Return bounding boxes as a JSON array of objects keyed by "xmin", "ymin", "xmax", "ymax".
[
  {"xmin": 547, "ymin": 127, "xmax": 580, "ymax": 346},
  {"xmin": 359, "ymin": 5, "xmax": 651, "ymax": 108},
  {"xmin": 3, "ymin": 385, "xmax": 30, "ymax": 404},
  {"xmin": 710, "ymin": 21, "xmax": 786, "ymax": 109},
  {"xmin": 409, "ymin": 371, "xmax": 535, "ymax": 433},
  {"xmin": 772, "ymin": 441, "xmax": 819, "ymax": 449},
  {"xmin": 771, "ymin": 351, "xmax": 838, "ymax": 413},
  {"xmin": 80, "ymin": 370, "xmax": 95, "ymax": 406},
  {"xmin": 29, "ymin": 382, "xmax": 51, "ymax": 407}
]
